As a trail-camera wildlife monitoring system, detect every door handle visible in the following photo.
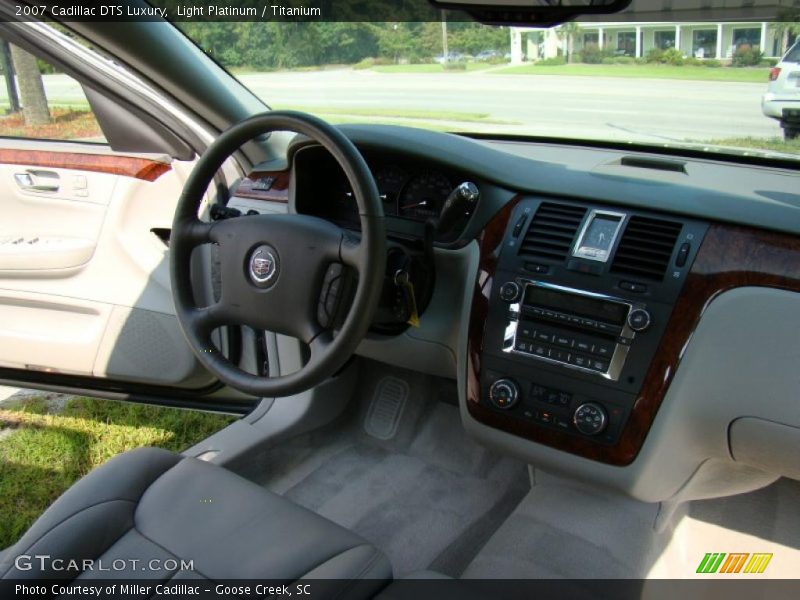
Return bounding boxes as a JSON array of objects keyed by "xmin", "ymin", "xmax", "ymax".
[{"xmin": 15, "ymin": 169, "xmax": 60, "ymax": 193}]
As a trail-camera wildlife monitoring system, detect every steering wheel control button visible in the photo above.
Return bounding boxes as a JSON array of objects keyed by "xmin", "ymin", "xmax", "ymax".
[
  {"xmin": 499, "ymin": 281, "xmax": 520, "ymax": 303},
  {"xmin": 627, "ymin": 308, "xmax": 652, "ymax": 332},
  {"xmin": 318, "ymin": 263, "xmax": 345, "ymax": 328},
  {"xmin": 248, "ymin": 244, "xmax": 280, "ymax": 289},
  {"xmin": 488, "ymin": 378, "xmax": 520, "ymax": 410},
  {"xmin": 573, "ymin": 402, "xmax": 608, "ymax": 436}
]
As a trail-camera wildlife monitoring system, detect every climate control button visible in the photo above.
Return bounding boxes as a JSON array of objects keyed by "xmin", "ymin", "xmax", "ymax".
[
  {"xmin": 573, "ymin": 402, "xmax": 608, "ymax": 436},
  {"xmin": 488, "ymin": 378, "xmax": 520, "ymax": 410}
]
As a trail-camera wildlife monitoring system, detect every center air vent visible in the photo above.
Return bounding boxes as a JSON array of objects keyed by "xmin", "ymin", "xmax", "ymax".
[
  {"xmin": 610, "ymin": 216, "xmax": 682, "ymax": 281},
  {"xmin": 519, "ymin": 202, "xmax": 586, "ymax": 262}
]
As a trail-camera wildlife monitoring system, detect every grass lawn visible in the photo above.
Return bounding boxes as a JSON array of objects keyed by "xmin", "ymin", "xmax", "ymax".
[
  {"xmin": 703, "ymin": 136, "xmax": 800, "ymax": 155},
  {"xmin": 494, "ymin": 63, "xmax": 770, "ymax": 83},
  {"xmin": 231, "ymin": 64, "xmax": 354, "ymax": 75},
  {"xmin": 371, "ymin": 63, "xmax": 494, "ymax": 74},
  {"xmin": 0, "ymin": 395, "xmax": 235, "ymax": 548},
  {"xmin": 0, "ymin": 104, "xmax": 515, "ymax": 141},
  {"xmin": 320, "ymin": 116, "xmax": 455, "ymax": 131},
  {"xmin": 272, "ymin": 104, "xmax": 518, "ymax": 126},
  {"xmin": 0, "ymin": 107, "xmax": 102, "ymax": 140}
]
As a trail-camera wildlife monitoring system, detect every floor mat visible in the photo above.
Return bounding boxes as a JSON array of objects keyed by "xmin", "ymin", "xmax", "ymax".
[{"xmin": 257, "ymin": 367, "xmax": 530, "ymax": 577}]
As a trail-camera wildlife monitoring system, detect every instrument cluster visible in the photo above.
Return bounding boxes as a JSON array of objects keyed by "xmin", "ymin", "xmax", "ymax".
[
  {"xmin": 332, "ymin": 163, "xmax": 456, "ymax": 223},
  {"xmin": 293, "ymin": 143, "xmax": 464, "ymax": 229}
]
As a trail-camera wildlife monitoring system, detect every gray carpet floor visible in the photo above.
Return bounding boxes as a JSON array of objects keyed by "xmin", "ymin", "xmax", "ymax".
[
  {"xmin": 254, "ymin": 363, "xmax": 800, "ymax": 580},
  {"xmin": 462, "ymin": 471, "xmax": 670, "ymax": 579},
  {"xmin": 463, "ymin": 471, "xmax": 800, "ymax": 579},
  {"xmin": 256, "ymin": 367, "xmax": 530, "ymax": 578}
]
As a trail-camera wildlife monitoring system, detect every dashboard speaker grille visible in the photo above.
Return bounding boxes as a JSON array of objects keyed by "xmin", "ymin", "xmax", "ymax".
[
  {"xmin": 611, "ymin": 216, "xmax": 682, "ymax": 281},
  {"xmin": 519, "ymin": 202, "xmax": 586, "ymax": 262}
]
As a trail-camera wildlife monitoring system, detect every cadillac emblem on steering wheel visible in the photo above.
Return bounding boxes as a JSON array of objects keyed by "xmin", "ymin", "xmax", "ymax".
[{"xmin": 248, "ymin": 245, "xmax": 279, "ymax": 288}]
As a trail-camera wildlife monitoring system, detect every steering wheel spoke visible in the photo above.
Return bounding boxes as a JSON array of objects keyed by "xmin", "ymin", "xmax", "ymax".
[
  {"xmin": 308, "ymin": 330, "xmax": 334, "ymax": 363},
  {"xmin": 339, "ymin": 234, "xmax": 363, "ymax": 269},
  {"xmin": 187, "ymin": 302, "xmax": 227, "ymax": 336},
  {"xmin": 176, "ymin": 219, "xmax": 216, "ymax": 247}
]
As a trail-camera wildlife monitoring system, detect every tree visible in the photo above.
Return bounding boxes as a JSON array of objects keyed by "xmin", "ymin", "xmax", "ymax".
[
  {"xmin": 557, "ymin": 22, "xmax": 581, "ymax": 63},
  {"xmin": 1, "ymin": 42, "xmax": 20, "ymax": 113},
  {"xmin": 448, "ymin": 23, "xmax": 508, "ymax": 55},
  {"xmin": 771, "ymin": 20, "xmax": 800, "ymax": 56},
  {"xmin": 375, "ymin": 23, "xmax": 416, "ymax": 64},
  {"xmin": 9, "ymin": 45, "xmax": 49, "ymax": 126}
]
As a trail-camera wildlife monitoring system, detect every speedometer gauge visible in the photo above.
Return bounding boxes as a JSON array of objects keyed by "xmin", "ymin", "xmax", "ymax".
[
  {"xmin": 398, "ymin": 172, "xmax": 452, "ymax": 220},
  {"xmin": 333, "ymin": 180, "xmax": 359, "ymax": 225},
  {"xmin": 374, "ymin": 166, "xmax": 407, "ymax": 216}
]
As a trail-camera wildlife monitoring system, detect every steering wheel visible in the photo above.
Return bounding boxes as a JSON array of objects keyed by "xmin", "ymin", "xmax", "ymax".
[{"xmin": 170, "ymin": 111, "xmax": 386, "ymax": 397}]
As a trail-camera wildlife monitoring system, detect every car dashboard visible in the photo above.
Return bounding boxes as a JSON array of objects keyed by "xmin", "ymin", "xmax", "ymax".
[{"xmin": 230, "ymin": 124, "xmax": 800, "ymax": 503}]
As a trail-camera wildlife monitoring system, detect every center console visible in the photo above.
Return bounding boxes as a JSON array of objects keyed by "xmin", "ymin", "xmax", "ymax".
[{"xmin": 469, "ymin": 197, "xmax": 708, "ymax": 463}]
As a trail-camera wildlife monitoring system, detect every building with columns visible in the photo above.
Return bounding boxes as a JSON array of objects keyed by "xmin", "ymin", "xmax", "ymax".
[{"xmin": 511, "ymin": 22, "xmax": 783, "ymax": 63}]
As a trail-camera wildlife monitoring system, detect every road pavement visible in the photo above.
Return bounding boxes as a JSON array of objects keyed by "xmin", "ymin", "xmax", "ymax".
[
  {"xmin": 4, "ymin": 68, "xmax": 781, "ymax": 143},
  {"xmin": 237, "ymin": 68, "xmax": 781, "ymax": 142}
]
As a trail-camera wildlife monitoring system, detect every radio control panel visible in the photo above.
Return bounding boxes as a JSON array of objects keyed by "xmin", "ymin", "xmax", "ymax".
[
  {"xmin": 502, "ymin": 280, "xmax": 646, "ymax": 381},
  {"xmin": 476, "ymin": 197, "xmax": 708, "ymax": 447},
  {"xmin": 480, "ymin": 272, "xmax": 668, "ymax": 445}
]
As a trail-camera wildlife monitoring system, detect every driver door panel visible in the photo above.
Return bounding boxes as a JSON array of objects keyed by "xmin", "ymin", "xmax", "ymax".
[{"xmin": 0, "ymin": 141, "xmax": 215, "ymax": 389}]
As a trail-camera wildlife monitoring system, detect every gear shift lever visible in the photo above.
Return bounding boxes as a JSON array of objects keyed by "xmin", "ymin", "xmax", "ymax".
[
  {"xmin": 436, "ymin": 181, "xmax": 479, "ymax": 234},
  {"xmin": 421, "ymin": 182, "xmax": 479, "ymax": 305}
]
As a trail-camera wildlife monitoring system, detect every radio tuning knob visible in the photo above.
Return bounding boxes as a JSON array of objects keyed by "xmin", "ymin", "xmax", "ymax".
[
  {"xmin": 573, "ymin": 402, "xmax": 608, "ymax": 436},
  {"xmin": 499, "ymin": 281, "xmax": 520, "ymax": 303},
  {"xmin": 627, "ymin": 308, "xmax": 651, "ymax": 332},
  {"xmin": 488, "ymin": 378, "xmax": 520, "ymax": 410}
]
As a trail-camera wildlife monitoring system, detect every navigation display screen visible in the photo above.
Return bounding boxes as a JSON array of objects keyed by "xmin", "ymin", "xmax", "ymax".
[{"xmin": 573, "ymin": 213, "xmax": 623, "ymax": 262}]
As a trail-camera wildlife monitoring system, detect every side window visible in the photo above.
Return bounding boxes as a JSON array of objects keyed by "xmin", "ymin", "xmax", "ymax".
[{"xmin": 0, "ymin": 38, "xmax": 105, "ymax": 143}]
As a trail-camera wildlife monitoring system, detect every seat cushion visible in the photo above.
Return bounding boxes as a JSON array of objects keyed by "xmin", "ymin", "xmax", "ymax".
[{"xmin": 1, "ymin": 447, "xmax": 391, "ymax": 593}]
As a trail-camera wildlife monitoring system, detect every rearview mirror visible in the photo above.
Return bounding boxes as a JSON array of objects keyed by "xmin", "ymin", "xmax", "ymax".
[{"xmin": 429, "ymin": 0, "xmax": 633, "ymax": 25}]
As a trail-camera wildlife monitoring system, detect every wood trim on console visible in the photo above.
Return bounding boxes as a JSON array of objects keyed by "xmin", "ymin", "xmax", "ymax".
[
  {"xmin": 0, "ymin": 149, "xmax": 171, "ymax": 181},
  {"xmin": 233, "ymin": 171, "xmax": 290, "ymax": 203},
  {"xmin": 466, "ymin": 195, "xmax": 522, "ymax": 434},
  {"xmin": 467, "ymin": 212, "xmax": 800, "ymax": 466}
]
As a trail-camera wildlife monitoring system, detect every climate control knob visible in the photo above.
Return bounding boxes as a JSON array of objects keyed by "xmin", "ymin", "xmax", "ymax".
[
  {"xmin": 573, "ymin": 402, "xmax": 608, "ymax": 436},
  {"xmin": 488, "ymin": 378, "xmax": 520, "ymax": 410},
  {"xmin": 627, "ymin": 308, "xmax": 651, "ymax": 332},
  {"xmin": 499, "ymin": 281, "xmax": 520, "ymax": 303}
]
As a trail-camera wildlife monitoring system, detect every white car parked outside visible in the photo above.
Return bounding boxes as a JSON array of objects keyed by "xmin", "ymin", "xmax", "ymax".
[{"xmin": 762, "ymin": 40, "xmax": 800, "ymax": 140}]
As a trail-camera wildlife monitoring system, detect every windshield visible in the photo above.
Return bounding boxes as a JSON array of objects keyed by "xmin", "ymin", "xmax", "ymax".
[{"xmin": 176, "ymin": 20, "xmax": 800, "ymax": 161}]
